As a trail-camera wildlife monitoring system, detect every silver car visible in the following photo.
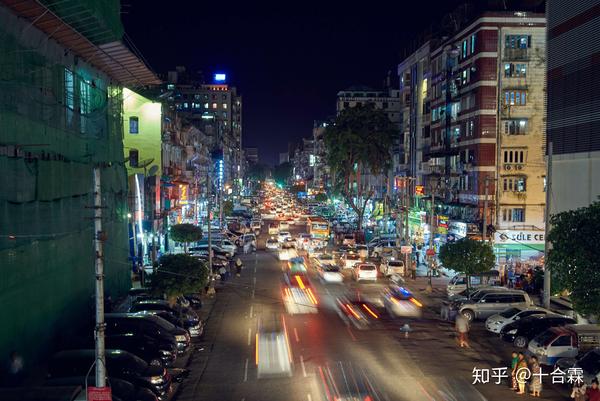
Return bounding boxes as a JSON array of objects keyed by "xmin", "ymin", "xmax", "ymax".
[{"xmin": 459, "ymin": 289, "xmax": 532, "ymax": 321}]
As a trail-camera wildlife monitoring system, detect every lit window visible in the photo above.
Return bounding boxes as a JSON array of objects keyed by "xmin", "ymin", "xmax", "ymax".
[
  {"xmin": 470, "ymin": 33, "xmax": 476, "ymax": 53},
  {"xmin": 223, "ymin": 112, "xmax": 227, "ymax": 118},
  {"xmin": 204, "ymin": 102, "xmax": 209, "ymax": 108},
  {"xmin": 223, "ymin": 103, "xmax": 228, "ymax": 109},
  {"xmin": 129, "ymin": 116, "xmax": 139, "ymax": 134},
  {"xmin": 212, "ymin": 103, "xmax": 218, "ymax": 109},
  {"xmin": 504, "ymin": 120, "xmax": 528, "ymax": 135}
]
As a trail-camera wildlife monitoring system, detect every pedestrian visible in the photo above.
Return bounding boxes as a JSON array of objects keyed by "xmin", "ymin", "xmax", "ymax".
[
  {"xmin": 455, "ymin": 313, "xmax": 470, "ymax": 348},
  {"xmin": 587, "ymin": 380, "xmax": 600, "ymax": 401},
  {"xmin": 243, "ymin": 240, "xmax": 251, "ymax": 254},
  {"xmin": 235, "ymin": 257, "xmax": 243, "ymax": 277},
  {"xmin": 510, "ymin": 351, "xmax": 519, "ymax": 390},
  {"xmin": 410, "ymin": 259, "xmax": 417, "ymax": 280},
  {"xmin": 571, "ymin": 381, "xmax": 587, "ymax": 401},
  {"xmin": 5, "ymin": 351, "xmax": 24, "ymax": 386},
  {"xmin": 218, "ymin": 266, "xmax": 227, "ymax": 282},
  {"xmin": 515, "ymin": 352, "xmax": 528, "ymax": 395},
  {"xmin": 529, "ymin": 356, "xmax": 541, "ymax": 397}
]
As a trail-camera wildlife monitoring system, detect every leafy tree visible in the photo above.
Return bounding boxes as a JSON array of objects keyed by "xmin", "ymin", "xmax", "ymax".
[
  {"xmin": 547, "ymin": 200, "xmax": 600, "ymax": 316},
  {"xmin": 324, "ymin": 104, "xmax": 396, "ymax": 229},
  {"xmin": 314, "ymin": 193, "xmax": 328, "ymax": 203},
  {"xmin": 170, "ymin": 223, "xmax": 202, "ymax": 254},
  {"xmin": 152, "ymin": 254, "xmax": 208, "ymax": 302},
  {"xmin": 272, "ymin": 162, "xmax": 292, "ymax": 186},
  {"xmin": 222, "ymin": 199, "xmax": 234, "ymax": 217},
  {"xmin": 246, "ymin": 163, "xmax": 269, "ymax": 182},
  {"xmin": 439, "ymin": 238, "xmax": 495, "ymax": 291}
]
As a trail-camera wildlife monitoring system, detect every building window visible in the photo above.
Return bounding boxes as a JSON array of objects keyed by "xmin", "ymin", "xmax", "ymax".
[
  {"xmin": 462, "ymin": 39, "xmax": 468, "ymax": 58},
  {"xmin": 466, "ymin": 120, "xmax": 474, "ymax": 137},
  {"xmin": 513, "ymin": 208, "xmax": 525, "ymax": 222},
  {"xmin": 505, "ymin": 35, "xmax": 531, "ymax": 49},
  {"xmin": 204, "ymin": 102, "xmax": 209, "ymax": 109},
  {"xmin": 129, "ymin": 116, "xmax": 139, "ymax": 134},
  {"xmin": 223, "ymin": 111, "xmax": 227, "ymax": 118},
  {"xmin": 504, "ymin": 90, "xmax": 527, "ymax": 106},
  {"xmin": 504, "ymin": 119, "xmax": 528, "ymax": 135},
  {"xmin": 504, "ymin": 63, "xmax": 527, "ymax": 78},
  {"xmin": 194, "ymin": 94, "xmax": 201, "ymax": 100},
  {"xmin": 64, "ymin": 68, "xmax": 75, "ymax": 125},
  {"xmin": 343, "ymin": 101, "xmax": 349, "ymax": 108},
  {"xmin": 470, "ymin": 33, "xmax": 476, "ymax": 53},
  {"xmin": 167, "ymin": 84, "xmax": 175, "ymax": 90},
  {"xmin": 222, "ymin": 94, "xmax": 227, "ymax": 100},
  {"xmin": 212, "ymin": 102, "xmax": 218, "ymax": 109},
  {"xmin": 503, "ymin": 149, "xmax": 525, "ymax": 164},
  {"xmin": 222, "ymin": 103, "xmax": 228, "ymax": 109},
  {"xmin": 502, "ymin": 177, "xmax": 526, "ymax": 192},
  {"xmin": 204, "ymin": 94, "xmax": 209, "ymax": 100}
]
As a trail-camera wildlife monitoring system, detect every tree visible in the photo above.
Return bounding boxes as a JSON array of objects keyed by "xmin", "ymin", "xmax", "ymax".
[
  {"xmin": 152, "ymin": 254, "xmax": 208, "ymax": 302},
  {"xmin": 314, "ymin": 193, "xmax": 328, "ymax": 203},
  {"xmin": 547, "ymin": 200, "xmax": 600, "ymax": 316},
  {"xmin": 324, "ymin": 104, "xmax": 396, "ymax": 230},
  {"xmin": 170, "ymin": 223, "xmax": 202, "ymax": 254},
  {"xmin": 246, "ymin": 163, "xmax": 269, "ymax": 182},
  {"xmin": 439, "ymin": 238, "xmax": 495, "ymax": 291},
  {"xmin": 222, "ymin": 199, "xmax": 234, "ymax": 217},
  {"xmin": 272, "ymin": 162, "xmax": 292, "ymax": 186}
]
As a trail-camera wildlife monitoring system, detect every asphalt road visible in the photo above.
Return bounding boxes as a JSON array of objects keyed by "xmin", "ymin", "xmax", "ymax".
[{"xmin": 176, "ymin": 221, "xmax": 567, "ymax": 401}]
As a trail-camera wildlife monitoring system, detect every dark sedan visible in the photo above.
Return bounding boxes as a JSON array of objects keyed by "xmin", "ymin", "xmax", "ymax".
[{"xmin": 501, "ymin": 314, "xmax": 576, "ymax": 348}]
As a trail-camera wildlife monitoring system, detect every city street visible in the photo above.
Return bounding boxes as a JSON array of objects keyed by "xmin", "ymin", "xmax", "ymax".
[{"xmin": 174, "ymin": 223, "xmax": 571, "ymax": 401}]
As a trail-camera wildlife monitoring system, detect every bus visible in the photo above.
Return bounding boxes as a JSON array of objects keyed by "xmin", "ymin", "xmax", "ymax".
[{"xmin": 307, "ymin": 216, "xmax": 330, "ymax": 240}]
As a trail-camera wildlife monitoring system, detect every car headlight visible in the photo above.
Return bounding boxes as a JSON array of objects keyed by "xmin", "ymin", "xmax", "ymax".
[
  {"xmin": 507, "ymin": 329, "xmax": 517, "ymax": 335},
  {"xmin": 175, "ymin": 334, "xmax": 187, "ymax": 342},
  {"xmin": 538, "ymin": 348, "xmax": 547, "ymax": 356},
  {"xmin": 159, "ymin": 349, "xmax": 173, "ymax": 356},
  {"xmin": 149, "ymin": 375, "xmax": 164, "ymax": 384}
]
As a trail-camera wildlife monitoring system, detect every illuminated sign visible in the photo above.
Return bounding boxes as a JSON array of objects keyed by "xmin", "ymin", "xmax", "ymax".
[
  {"xmin": 309, "ymin": 154, "xmax": 315, "ymax": 167},
  {"xmin": 494, "ymin": 230, "xmax": 545, "ymax": 244},
  {"xmin": 394, "ymin": 176, "xmax": 407, "ymax": 189},
  {"xmin": 415, "ymin": 185, "xmax": 425, "ymax": 196},
  {"xmin": 214, "ymin": 73, "xmax": 226, "ymax": 82},
  {"xmin": 179, "ymin": 184, "xmax": 188, "ymax": 205}
]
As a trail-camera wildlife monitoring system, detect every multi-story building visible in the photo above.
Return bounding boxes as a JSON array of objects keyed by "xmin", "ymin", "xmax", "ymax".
[
  {"xmin": 291, "ymin": 137, "xmax": 315, "ymax": 184},
  {"xmin": 547, "ymin": 0, "xmax": 600, "ymax": 215},
  {"xmin": 399, "ymin": 11, "xmax": 547, "ymax": 263},
  {"xmin": 164, "ymin": 67, "xmax": 244, "ymax": 195},
  {"xmin": 336, "ymin": 85, "xmax": 401, "ymax": 198},
  {"xmin": 279, "ymin": 152, "xmax": 290, "ymax": 164},
  {"xmin": 312, "ymin": 120, "xmax": 330, "ymax": 189},
  {"xmin": 0, "ymin": 0, "xmax": 159, "ymax": 364},
  {"xmin": 245, "ymin": 147, "xmax": 259, "ymax": 165}
]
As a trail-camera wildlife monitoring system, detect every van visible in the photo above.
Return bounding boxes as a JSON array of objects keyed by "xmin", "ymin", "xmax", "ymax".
[
  {"xmin": 446, "ymin": 271, "xmax": 501, "ymax": 297},
  {"xmin": 528, "ymin": 324, "xmax": 600, "ymax": 365},
  {"xmin": 458, "ymin": 289, "xmax": 531, "ymax": 321}
]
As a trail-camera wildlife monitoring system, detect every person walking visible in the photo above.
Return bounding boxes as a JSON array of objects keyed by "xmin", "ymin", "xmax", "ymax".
[
  {"xmin": 515, "ymin": 352, "xmax": 528, "ymax": 395},
  {"xmin": 235, "ymin": 257, "xmax": 243, "ymax": 277},
  {"xmin": 510, "ymin": 351, "xmax": 519, "ymax": 390},
  {"xmin": 455, "ymin": 313, "xmax": 470, "ymax": 348},
  {"xmin": 218, "ymin": 265, "xmax": 227, "ymax": 282},
  {"xmin": 587, "ymin": 380, "xmax": 600, "ymax": 401},
  {"xmin": 410, "ymin": 259, "xmax": 417, "ymax": 280},
  {"xmin": 529, "ymin": 356, "xmax": 542, "ymax": 397},
  {"xmin": 571, "ymin": 382, "xmax": 587, "ymax": 401}
]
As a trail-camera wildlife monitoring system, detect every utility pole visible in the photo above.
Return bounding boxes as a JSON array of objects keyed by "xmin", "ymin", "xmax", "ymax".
[
  {"xmin": 543, "ymin": 142, "xmax": 553, "ymax": 309},
  {"xmin": 207, "ymin": 167, "xmax": 213, "ymax": 271},
  {"xmin": 483, "ymin": 176, "xmax": 489, "ymax": 242},
  {"xmin": 427, "ymin": 187, "xmax": 435, "ymax": 292},
  {"xmin": 92, "ymin": 167, "xmax": 106, "ymax": 387}
]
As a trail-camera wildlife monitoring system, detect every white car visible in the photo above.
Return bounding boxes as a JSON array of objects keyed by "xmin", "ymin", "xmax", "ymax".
[
  {"xmin": 278, "ymin": 244, "xmax": 298, "ymax": 261},
  {"xmin": 317, "ymin": 264, "xmax": 343, "ymax": 284},
  {"xmin": 379, "ymin": 259, "xmax": 405, "ymax": 277},
  {"xmin": 353, "ymin": 263, "xmax": 378, "ymax": 282},
  {"xmin": 266, "ymin": 238, "xmax": 279, "ymax": 251},
  {"xmin": 296, "ymin": 233, "xmax": 312, "ymax": 250},
  {"xmin": 219, "ymin": 239, "xmax": 237, "ymax": 256},
  {"xmin": 485, "ymin": 306, "xmax": 550, "ymax": 334},
  {"xmin": 277, "ymin": 231, "xmax": 292, "ymax": 243},
  {"xmin": 340, "ymin": 253, "xmax": 361, "ymax": 269},
  {"xmin": 312, "ymin": 253, "xmax": 336, "ymax": 268},
  {"xmin": 279, "ymin": 221, "xmax": 289, "ymax": 231}
]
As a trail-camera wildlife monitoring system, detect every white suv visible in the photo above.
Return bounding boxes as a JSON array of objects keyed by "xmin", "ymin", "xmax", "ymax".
[{"xmin": 353, "ymin": 263, "xmax": 378, "ymax": 282}]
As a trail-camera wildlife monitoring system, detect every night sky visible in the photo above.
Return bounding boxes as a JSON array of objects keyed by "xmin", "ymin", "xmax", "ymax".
[{"xmin": 121, "ymin": 0, "xmax": 465, "ymax": 165}]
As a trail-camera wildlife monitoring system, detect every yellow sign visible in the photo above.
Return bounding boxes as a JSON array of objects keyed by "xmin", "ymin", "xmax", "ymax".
[
  {"xmin": 415, "ymin": 185, "xmax": 425, "ymax": 196},
  {"xmin": 179, "ymin": 184, "xmax": 188, "ymax": 205}
]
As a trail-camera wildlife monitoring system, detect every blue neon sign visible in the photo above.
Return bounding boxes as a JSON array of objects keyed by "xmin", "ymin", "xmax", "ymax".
[{"xmin": 214, "ymin": 73, "xmax": 226, "ymax": 82}]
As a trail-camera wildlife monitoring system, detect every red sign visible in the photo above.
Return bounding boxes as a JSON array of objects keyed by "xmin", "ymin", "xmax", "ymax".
[
  {"xmin": 426, "ymin": 249, "xmax": 436, "ymax": 256},
  {"xmin": 401, "ymin": 246, "xmax": 413, "ymax": 254},
  {"xmin": 88, "ymin": 387, "xmax": 112, "ymax": 401},
  {"xmin": 415, "ymin": 185, "xmax": 425, "ymax": 196}
]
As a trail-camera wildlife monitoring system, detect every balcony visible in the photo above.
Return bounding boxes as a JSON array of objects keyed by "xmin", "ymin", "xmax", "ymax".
[{"xmin": 503, "ymin": 48, "xmax": 529, "ymax": 61}]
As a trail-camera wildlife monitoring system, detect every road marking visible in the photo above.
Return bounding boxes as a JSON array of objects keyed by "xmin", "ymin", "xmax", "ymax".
[
  {"xmin": 243, "ymin": 358, "xmax": 249, "ymax": 382},
  {"xmin": 294, "ymin": 327, "xmax": 300, "ymax": 342},
  {"xmin": 346, "ymin": 325, "xmax": 357, "ymax": 341},
  {"xmin": 249, "ymin": 305, "xmax": 253, "ymax": 318},
  {"xmin": 300, "ymin": 355, "xmax": 307, "ymax": 377},
  {"xmin": 247, "ymin": 328, "xmax": 252, "ymax": 345},
  {"xmin": 307, "ymin": 394, "xmax": 312, "ymax": 401},
  {"xmin": 251, "ymin": 289, "xmax": 255, "ymax": 299}
]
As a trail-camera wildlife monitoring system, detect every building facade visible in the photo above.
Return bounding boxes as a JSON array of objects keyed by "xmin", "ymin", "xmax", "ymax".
[
  {"xmin": 547, "ymin": 0, "xmax": 600, "ymax": 215},
  {"xmin": 245, "ymin": 147, "xmax": 259, "ymax": 165}
]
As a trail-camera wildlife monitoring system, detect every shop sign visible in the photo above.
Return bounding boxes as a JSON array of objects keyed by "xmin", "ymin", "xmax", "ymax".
[
  {"xmin": 394, "ymin": 176, "xmax": 407, "ymax": 189},
  {"xmin": 179, "ymin": 184, "xmax": 189, "ymax": 205},
  {"xmin": 437, "ymin": 215, "xmax": 449, "ymax": 234},
  {"xmin": 448, "ymin": 221, "xmax": 467, "ymax": 238},
  {"xmin": 401, "ymin": 246, "xmax": 413, "ymax": 254},
  {"xmin": 458, "ymin": 193, "xmax": 478, "ymax": 205},
  {"xmin": 415, "ymin": 185, "xmax": 425, "ymax": 196},
  {"xmin": 494, "ymin": 230, "xmax": 545, "ymax": 244},
  {"xmin": 88, "ymin": 387, "xmax": 112, "ymax": 401}
]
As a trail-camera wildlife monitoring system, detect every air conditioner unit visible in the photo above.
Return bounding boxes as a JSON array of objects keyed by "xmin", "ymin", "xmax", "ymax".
[
  {"xmin": 504, "ymin": 164, "xmax": 512, "ymax": 170},
  {"xmin": 515, "ymin": 164, "xmax": 524, "ymax": 170}
]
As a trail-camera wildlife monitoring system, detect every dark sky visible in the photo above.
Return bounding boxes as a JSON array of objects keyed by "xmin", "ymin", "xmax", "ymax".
[{"xmin": 121, "ymin": 0, "xmax": 464, "ymax": 165}]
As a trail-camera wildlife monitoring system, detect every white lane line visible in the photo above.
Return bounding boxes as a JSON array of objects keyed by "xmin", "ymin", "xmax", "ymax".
[
  {"xmin": 346, "ymin": 325, "xmax": 357, "ymax": 341},
  {"xmin": 294, "ymin": 327, "xmax": 300, "ymax": 342},
  {"xmin": 249, "ymin": 305, "xmax": 253, "ymax": 318},
  {"xmin": 247, "ymin": 328, "xmax": 252, "ymax": 345},
  {"xmin": 251, "ymin": 289, "xmax": 255, "ymax": 299},
  {"xmin": 307, "ymin": 394, "xmax": 312, "ymax": 401},
  {"xmin": 300, "ymin": 355, "xmax": 307, "ymax": 377},
  {"xmin": 253, "ymin": 276, "xmax": 256, "ymax": 285},
  {"xmin": 243, "ymin": 358, "xmax": 249, "ymax": 382}
]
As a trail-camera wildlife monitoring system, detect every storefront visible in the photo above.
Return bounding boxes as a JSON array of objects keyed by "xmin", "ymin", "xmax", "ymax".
[{"xmin": 493, "ymin": 229, "xmax": 545, "ymax": 271}]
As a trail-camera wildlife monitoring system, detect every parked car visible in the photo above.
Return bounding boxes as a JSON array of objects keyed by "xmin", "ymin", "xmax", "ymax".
[
  {"xmin": 485, "ymin": 306, "xmax": 550, "ymax": 334},
  {"xmin": 218, "ymin": 239, "xmax": 237, "ymax": 256},
  {"xmin": 353, "ymin": 263, "xmax": 378, "ymax": 282},
  {"xmin": 446, "ymin": 271, "xmax": 501, "ymax": 297},
  {"xmin": 105, "ymin": 313, "xmax": 190, "ymax": 354},
  {"xmin": 371, "ymin": 239, "xmax": 396, "ymax": 257},
  {"xmin": 528, "ymin": 324, "xmax": 600, "ymax": 365},
  {"xmin": 458, "ymin": 289, "xmax": 531, "ymax": 321},
  {"xmin": 500, "ymin": 314, "xmax": 576, "ymax": 348},
  {"xmin": 554, "ymin": 348, "xmax": 600, "ymax": 385},
  {"xmin": 379, "ymin": 259, "xmax": 405, "ymax": 277},
  {"xmin": 47, "ymin": 349, "xmax": 171, "ymax": 399},
  {"xmin": 151, "ymin": 310, "xmax": 204, "ymax": 338},
  {"xmin": 129, "ymin": 300, "xmax": 199, "ymax": 326}
]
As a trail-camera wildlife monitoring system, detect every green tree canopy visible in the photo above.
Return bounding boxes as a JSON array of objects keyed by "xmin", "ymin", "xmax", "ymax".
[
  {"xmin": 246, "ymin": 163, "xmax": 269, "ymax": 182},
  {"xmin": 324, "ymin": 104, "xmax": 396, "ymax": 229},
  {"xmin": 170, "ymin": 223, "xmax": 202, "ymax": 254},
  {"xmin": 314, "ymin": 193, "xmax": 328, "ymax": 203},
  {"xmin": 439, "ymin": 238, "xmax": 495, "ymax": 290},
  {"xmin": 151, "ymin": 254, "xmax": 208, "ymax": 301},
  {"xmin": 272, "ymin": 162, "xmax": 292, "ymax": 186},
  {"xmin": 547, "ymin": 200, "xmax": 600, "ymax": 316},
  {"xmin": 222, "ymin": 199, "xmax": 234, "ymax": 217}
]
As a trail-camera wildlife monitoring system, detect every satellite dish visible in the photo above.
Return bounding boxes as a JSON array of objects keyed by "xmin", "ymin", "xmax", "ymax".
[
  {"xmin": 148, "ymin": 165, "xmax": 159, "ymax": 176},
  {"xmin": 138, "ymin": 158, "xmax": 155, "ymax": 169}
]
